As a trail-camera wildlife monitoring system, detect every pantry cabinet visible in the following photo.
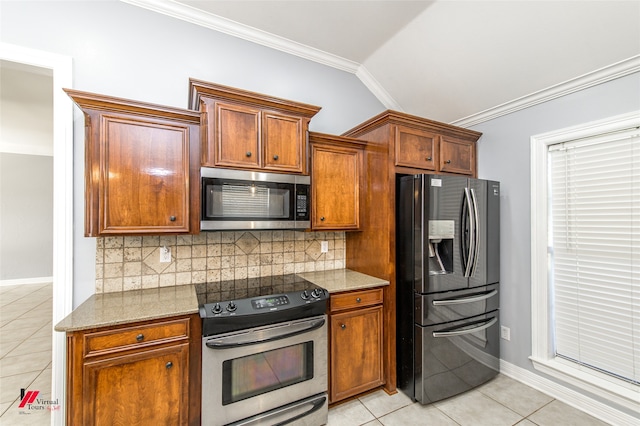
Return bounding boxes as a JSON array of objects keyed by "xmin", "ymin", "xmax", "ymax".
[
  {"xmin": 189, "ymin": 79, "xmax": 321, "ymax": 173},
  {"xmin": 65, "ymin": 315, "xmax": 200, "ymax": 426},
  {"xmin": 342, "ymin": 110, "xmax": 482, "ymax": 396},
  {"xmin": 309, "ymin": 132, "xmax": 365, "ymax": 231},
  {"xmin": 328, "ymin": 287, "xmax": 384, "ymax": 403},
  {"xmin": 64, "ymin": 89, "xmax": 201, "ymax": 237}
]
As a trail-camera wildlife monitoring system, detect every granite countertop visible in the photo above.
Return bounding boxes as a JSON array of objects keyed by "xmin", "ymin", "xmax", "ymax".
[
  {"xmin": 54, "ymin": 284, "xmax": 199, "ymax": 333},
  {"xmin": 297, "ymin": 269, "xmax": 389, "ymax": 293},
  {"xmin": 55, "ymin": 269, "xmax": 386, "ymax": 333}
]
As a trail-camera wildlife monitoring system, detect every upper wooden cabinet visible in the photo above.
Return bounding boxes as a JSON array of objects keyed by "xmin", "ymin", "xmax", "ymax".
[
  {"xmin": 309, "ymin": 132, "xmax": 365, "ymax": 231},
  {"xmin": 393, "ymin": 121, "xmax": 478, "ymax": 176},
  {"xmin": 65, "ymin": 89, "xmax": 201, "ymax": 237},
  {"xmin": 189, "ymin": 79, "xmax": 321, "ymax": 174}
]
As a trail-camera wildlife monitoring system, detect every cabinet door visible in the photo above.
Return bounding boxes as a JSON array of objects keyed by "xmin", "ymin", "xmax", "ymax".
[
  {"xmin": 311, "ymin": 143, "xmax": 361, "ymax": 230},
  {"xmin": 394, "ymin": 125, "xmax": 437, "ymax": 170},
  {"xmin": 330, "ymin": 305, "xmax": 384, "ymax": 402},
  {"xmin": 215, "ymin": 102, "xmax": 261, "ymax": 169},
  {"xmin": 440, "ymin": 136, "xmax": 476, "ymax": 176},
  {"xmin": 83, "ymin": 343, "xmax": 189, "ymax": 426},
  {"xmin": 100, "ymin": 115, "xmax": 192, "ymax": 234},
  {"xmin": 263, "ymin": 112, "xmax": 305, "ymax": 173}
]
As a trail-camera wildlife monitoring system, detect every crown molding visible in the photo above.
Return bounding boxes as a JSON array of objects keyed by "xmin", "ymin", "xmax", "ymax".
[
  {"xmin": 355, "ymin": 65, "xmax": 403, "ymax": 111},
  {"xmin": 450, "ymin": 55, "xmax": 640, "ymax": 128},
  {"xmin": 121, "ymin": 0, "xmax": 360, "ymax": 73}
]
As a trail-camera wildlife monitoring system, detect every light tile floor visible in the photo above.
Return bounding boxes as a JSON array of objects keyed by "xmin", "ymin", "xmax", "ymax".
[
  {"xmin": 327, "ymin": 374, "xmax": 610, "ymax": 426},
  {"xmin": 0, "ymin": 283, "xmax": 611, "ymax": 426},
  {"xmin": 0, "ymin": 283, "xmax": 53, "ymax": 426}
]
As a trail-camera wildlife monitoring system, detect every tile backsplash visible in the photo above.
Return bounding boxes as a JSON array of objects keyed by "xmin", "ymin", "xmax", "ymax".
[{"xmin": 95, "ymin": 231, "xmax": 345, "ymax": 293}]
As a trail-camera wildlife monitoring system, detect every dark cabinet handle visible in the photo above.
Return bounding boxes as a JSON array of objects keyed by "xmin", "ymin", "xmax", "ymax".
[
  {"xmin": 169, "ymin": 216, "xmax": 176, "ymax": 222},
  {"xmin": 273, "ymin": 155, "xmax": 279, "ymax": 160},
  {"xmin": 166, "ymin": 361, "xmax": 173, "ymax": 369},
  {"xmin": 426, "ymin": 156, "xmax": 432, "ymax": 161},
  {"xmin": 340, "ymin": 324, "xmax": 346, "ymax": 329},
  {"xmin": 320, "ymin": 216, "xmax": 325, "ymax": 221},
  {"xmin": 356, "ymin": 297, "xmax": 361, "ymax": 303},
  {"xmin": 246, "ymin": 151, "xmax": 252, "ymax": 157},
  {"xmin": 136, "ymin": 334, "xmax": 144, "ymax": 342},
  {"xmin": 445, "ymin": 160, "xmax": 451, "ymax": 164}
]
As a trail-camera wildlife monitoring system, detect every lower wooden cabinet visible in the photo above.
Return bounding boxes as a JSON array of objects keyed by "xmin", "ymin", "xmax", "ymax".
[
  {"xmin": 328, "ymin": 287, "xmax": 384, "ymax": 403},
  {"xmin": 65, "ymin": 315, "xmax": 200, "ymax": 426}
]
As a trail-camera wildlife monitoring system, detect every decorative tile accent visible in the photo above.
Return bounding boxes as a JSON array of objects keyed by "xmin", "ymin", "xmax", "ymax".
[{"xmin": 95, "ymin": 231, "xmax": 346, "ymax": 293}]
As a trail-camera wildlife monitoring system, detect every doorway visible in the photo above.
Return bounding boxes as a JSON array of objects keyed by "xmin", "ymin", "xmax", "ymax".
[{"xmin": 0, "ymin": 43, "xmax": 73, "ymax": 426}]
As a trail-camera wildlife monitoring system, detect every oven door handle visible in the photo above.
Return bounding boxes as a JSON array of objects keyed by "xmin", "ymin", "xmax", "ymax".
[{"xmin": 205, "ymin": 317, "xmax": 325, "ymax": 349}]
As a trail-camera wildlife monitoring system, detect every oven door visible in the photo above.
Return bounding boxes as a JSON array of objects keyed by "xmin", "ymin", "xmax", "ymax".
[{"xmin": 202, "ymin": 315, "xmax": 328, "ymax": 426}]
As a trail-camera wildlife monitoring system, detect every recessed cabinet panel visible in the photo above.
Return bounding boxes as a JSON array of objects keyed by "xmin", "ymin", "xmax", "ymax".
[
  {"xmin": 309, "ymin": 133, "xmax": 365, "ymax": 231},
  {"xmin": 440, "ymin": 136, "xmax": 476, "ymax": 176},
  {"xmin": 216, "ymin": 103, "xmax": 261, "ymax": 169},
  {"xmin": 263, "ymin": 113, "xmax": 304, "ymax": 172},
  {"xmin": 395, "ymin": 126, "xmax": 437, "ymax": 170},
  {"xmin": 102, "ymin": 117, "xmax": 190, "ymax": 233},
  {"xmin": 330, "ymin": 303, "xmax": 384, "ymax": 402},
  {"xmin": 84, "ymin": 344, "xmax": 189, "ymax": 425}
]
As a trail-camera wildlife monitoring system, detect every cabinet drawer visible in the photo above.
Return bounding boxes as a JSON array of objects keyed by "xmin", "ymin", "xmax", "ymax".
[
  {"xmin": 330, "ymin": 288, "xmax": 384, "ymax": 312},
  {"xmin": 84, "ymin": 318, "xmax": 190, "ymax": 356}
]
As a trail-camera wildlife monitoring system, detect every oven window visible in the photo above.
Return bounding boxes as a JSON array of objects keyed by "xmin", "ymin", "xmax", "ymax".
[{"xmin": 222, "ymin": 342, "xmax": 314, "ymax": 405}]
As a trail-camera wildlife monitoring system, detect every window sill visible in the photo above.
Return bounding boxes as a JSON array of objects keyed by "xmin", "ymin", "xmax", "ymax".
[{"xmin": 530, "ymin": 356, "xmax": 639, "ymax": 414}]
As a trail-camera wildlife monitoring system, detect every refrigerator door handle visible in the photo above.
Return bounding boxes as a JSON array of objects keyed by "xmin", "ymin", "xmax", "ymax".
[
  {"xmin": 463, "ymin": 188, "xmax": 476, "ymax": 277},
  {"xmin": 432, "ymin": 289, "xmax": 498, "ymax": 306},
  {"xmin": 470, "ymin": 187, "xmax": 481, "ymax": 276},
  {"xmin": 432, "ymin": 316, "xmax": 497, "ymax": 338}
]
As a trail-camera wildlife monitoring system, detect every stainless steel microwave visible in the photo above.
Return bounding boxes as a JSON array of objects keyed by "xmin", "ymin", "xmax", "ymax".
[{"xmin": 201, "ymin": 168, "xmax": 310, "ymax": 231}]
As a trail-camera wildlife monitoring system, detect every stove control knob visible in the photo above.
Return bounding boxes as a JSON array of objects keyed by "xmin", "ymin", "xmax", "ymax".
[
  {"xmin": 301, "ymin": 290, "xmax": 310, "ymax": 300},
  {"xmin": 311, "ymin": 288, "xmax": 323, "ymax": 299},
  {"xmin": 227, "ymin": 301, "xmax": 237, "ymax": 312},
  {"xmin": 211, "ymin": 303, "xmax": 222, "ymax": 314}
]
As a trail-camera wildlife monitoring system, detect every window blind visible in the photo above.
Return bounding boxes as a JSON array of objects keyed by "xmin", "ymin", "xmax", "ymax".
[{"xmin": 548, "ymin": 127, "xmax": 640, "ymax": 385}]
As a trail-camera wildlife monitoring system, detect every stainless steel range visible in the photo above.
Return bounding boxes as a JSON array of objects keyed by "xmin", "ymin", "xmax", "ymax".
[{"xmin": 195, "ymin": 275, "xmax": 329, "ymax": 426}]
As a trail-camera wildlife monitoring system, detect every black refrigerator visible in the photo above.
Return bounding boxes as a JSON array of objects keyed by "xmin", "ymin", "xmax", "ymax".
[{"xmin": 396, "ymin": 174, "xmax": 500, "ymax": 404}]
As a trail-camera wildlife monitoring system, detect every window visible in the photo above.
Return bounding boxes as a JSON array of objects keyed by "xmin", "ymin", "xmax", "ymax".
[{"xmin": 530, "ymin": 111, "xmax": 640, "ymax": 412}]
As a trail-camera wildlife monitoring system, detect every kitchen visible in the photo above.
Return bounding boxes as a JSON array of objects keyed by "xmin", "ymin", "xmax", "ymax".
[{"xmin": 1, "ymin": 1, "xmax": 639, "ymax": 425}]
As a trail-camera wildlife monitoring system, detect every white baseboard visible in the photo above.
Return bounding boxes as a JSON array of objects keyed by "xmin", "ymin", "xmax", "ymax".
[
  {"xmin": 0, "ymin": 276, "xmax": 53, "ymax": 287},
  {"xmin": 500, "ymin": 360, "xmax": 639, "ymax": 426}
]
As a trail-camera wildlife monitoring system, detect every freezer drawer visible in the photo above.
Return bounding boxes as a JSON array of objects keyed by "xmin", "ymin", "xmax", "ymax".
[
  {"xmin": 415, "ymin": 284, "xmax": 499, "ymax": 326},
  {"xmin": 413, "ymin": 310, "xmax": 500, "ymax": 404}
]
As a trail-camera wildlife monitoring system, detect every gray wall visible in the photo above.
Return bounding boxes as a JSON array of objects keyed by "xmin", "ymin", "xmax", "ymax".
[
  {"xmin": 0, "ymin": 153, "xmax": 54, "ymax": 280},
  {"xmin": 472, "ymin": 71, "xmax": 640, "ymax": 413},
  {"xmin": 0, "ymin": 63, "xmax": 54, "ymax": 282},
  {"xmin": 0, "ymin": 0, "xmax": 385, "ymax": 306}
]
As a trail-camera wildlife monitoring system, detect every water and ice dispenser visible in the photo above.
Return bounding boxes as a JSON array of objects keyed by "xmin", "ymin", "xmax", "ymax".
[{"xmin": 427, "ymin": 220, "xmax": 454, "ymax": 274}]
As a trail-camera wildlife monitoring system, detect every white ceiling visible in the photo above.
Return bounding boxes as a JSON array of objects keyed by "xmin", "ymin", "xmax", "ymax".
[{"xmin": 126, "ymin": 0, "xmax": 640, "ymax": 125}]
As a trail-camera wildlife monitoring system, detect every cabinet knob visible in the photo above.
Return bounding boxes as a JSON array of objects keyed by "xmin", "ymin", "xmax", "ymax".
[
  {"xmin": 273, "ymin": 155, "xmax": 279, "ymax": 160},
  {"xmin": 136, "ymin": 334, "xmax": 144, "ymax": 342},
  {"xmin": 356, "ymin": 297, "xmax": 361, "ymax": 303},
  {"xmin": 166, "ymin": 361, "xmax": 173, "ymax": 369},
  {"xmin": 445, "ymin": 160, "xmax": 451, "ymax": 164},
  {"xmin": 246, "ymin": 151, "xmax": 252, "ymax": 157},
  {"xmin": 320, "ymin": 216, "xmax": 325, "ymax": 221},
  {"xmin": 340, "ymin": 324, "xmax": 346, "ymax": 329},
  {"xmin": 169, "ymin": 216, "xmax": 176, "ymax": 222},
  {"xmin": 426, "ymin": 156, "xmax": 432, "ymax": 161}
]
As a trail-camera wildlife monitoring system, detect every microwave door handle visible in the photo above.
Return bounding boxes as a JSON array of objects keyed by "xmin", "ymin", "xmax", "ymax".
[
  {"xmin": 205, "ymin": 317, "xmax": 325, "ymax": 349},
  {"xmin": 432, "ymin": 289, "xmax": 498, "ymax": 306},
  {"xmin": 432, "ymin": 316, "xmax": 497, "ymax": 338},
  {"xmin": 463, "ymin": 188, "xmax": 475, "ymax": 277}
]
